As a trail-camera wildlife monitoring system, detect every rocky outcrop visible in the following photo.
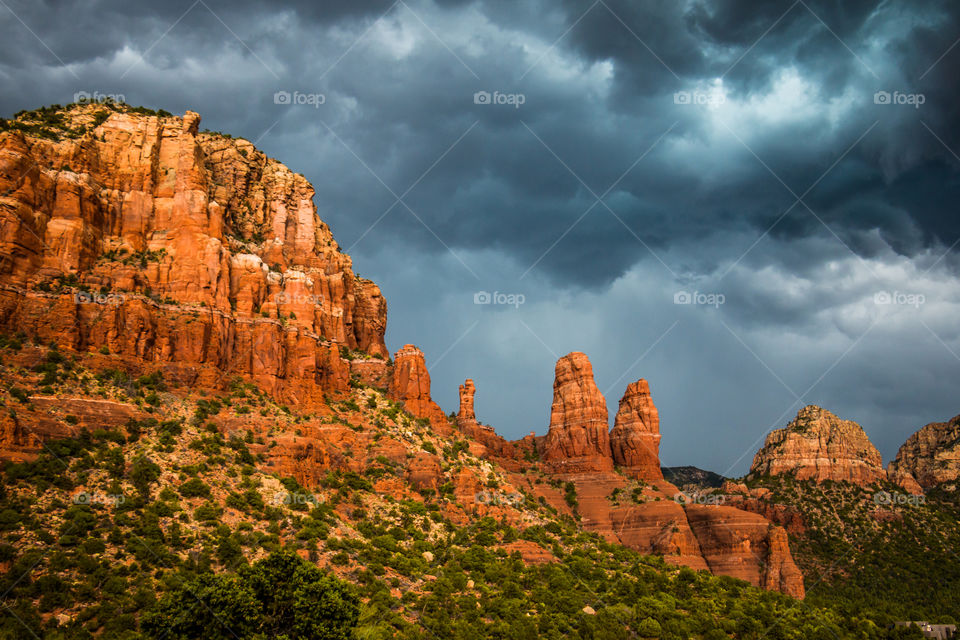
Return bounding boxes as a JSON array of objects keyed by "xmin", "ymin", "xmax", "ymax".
[
  {"xmin": 542, "ymin": 352, "xmax": 613, "ymax": 474},
  {"xmin": 683, "ymin": 505, "xmax": 804, "ymax": 598},
  {"xmin": 0, "ymin": 104, "xmax": 387, "ymax": 409},
  {"xmin": 455, "ymin": 379, "xmax": 515, "ymax": 457},
  {"xmin": 388, "ymin": 345, "xmax": 448, "ymax": 428},
  {"xmin": 458, "ymin": 379, "xmax": 476, "ymax": 425},
  {"xmin": 888, "ymin": 414, "xmax": 960, "ymax": 489},
  {"xmin": 749, "ymin": 406, "xmax": 885, "ymax": 485},
  {"xmin": 610, "ymin": 379, "xmax": 663, "ymax": 481},
  {"xmin": 762, "ymin": 525, "xmax": 806, "ymax": 599}
]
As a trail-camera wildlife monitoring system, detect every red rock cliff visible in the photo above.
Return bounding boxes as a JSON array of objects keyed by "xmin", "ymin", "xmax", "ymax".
[
  {"xmin": 0, "ymin": 105, "xmax": 387, "ymax": 407},
  {"xmin": 542, "ymin": 352, "xmax": 613, "ymax": 473},
  {"xmin": 610, "ymin": 379, "xmax": 663, "ymax": 481}
]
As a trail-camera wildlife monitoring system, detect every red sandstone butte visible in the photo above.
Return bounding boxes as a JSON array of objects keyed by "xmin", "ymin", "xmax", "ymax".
[
  {"xmin": 610, "ymin": 379, "xmax": 664, "ymax": 481},
  {"xmin": 542, "ymin": 352, "xmax": 613, "ymax": 473},
  {"xmin": 387, "ymin": 344, "xmax": 449, "ymax": 429}
]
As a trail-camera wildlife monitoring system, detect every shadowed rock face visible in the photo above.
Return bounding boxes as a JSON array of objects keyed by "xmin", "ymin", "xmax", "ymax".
[
  {"xmin": 0, "ymin": 106, "xmax": 386, "ymax": 408},
  {"xmin": 542, "ymin": 352, "xmax": 613, "ymax": 473},
  {"xmin": 888, "ymin": 414, "xmax": 960, "ymax": 489},
  {"xmin": 610, "ymin": 379, "xmax": 663, "ymax": 481},
  {"xmin": 749, "ymin": 405, "xmax": 885, "ymax": 485}
]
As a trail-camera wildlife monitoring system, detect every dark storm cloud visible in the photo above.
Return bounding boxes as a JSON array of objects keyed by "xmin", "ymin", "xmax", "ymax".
[{"xmin": 2, "ymin": 0, "xmax": 959, "ymax": 472}]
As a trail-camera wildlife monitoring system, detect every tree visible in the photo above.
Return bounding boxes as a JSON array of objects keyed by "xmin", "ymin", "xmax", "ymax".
[
  {"xmin": 130, "ymin": 455, "xmax": 161, "ymax": 500},
  {"xmin": 140, "ymin": 573, "xmax": 261, "ymax": 640},
  {"xmin": 142, "ymin": 549, "xmax": 359, "ymax": 639}
]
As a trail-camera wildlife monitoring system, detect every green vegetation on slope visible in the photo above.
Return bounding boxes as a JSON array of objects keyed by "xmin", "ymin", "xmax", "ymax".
[{"xmin": 747, "ymin": 475, "xmax": 960, "ymax": 625}]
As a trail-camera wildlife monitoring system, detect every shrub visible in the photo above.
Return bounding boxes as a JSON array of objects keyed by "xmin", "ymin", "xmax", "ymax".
[{"xmin": 179, "ymin": 478, "xmax": 211, "ymax": 499}]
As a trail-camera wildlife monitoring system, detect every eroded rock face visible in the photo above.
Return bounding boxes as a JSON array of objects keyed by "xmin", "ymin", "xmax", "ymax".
[
  {"xmin": 388, "ymin": 344, "xmax": 448, "ymax": 428},
  {"xmin": 888, "ymin": 414, "xmax": 960, "ymax": 489},
  {"xmin": 0, "ymin": 105, "xmax": 387, "ymax": 408},
  {"xmin": 610, "ymin": 379, "xmax": 663, "ymax": 481},
  {"xmin": 542, "ymin": 352, "xmax": 613, "ymax": 473},
  {"xmin": 749, "ymin": 405, "xmax": 885, "ymax": 485}
]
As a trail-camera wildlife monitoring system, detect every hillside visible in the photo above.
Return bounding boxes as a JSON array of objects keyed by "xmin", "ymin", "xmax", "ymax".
[{"xmin": 0, "ymin": 336, "xmax": 887, "ymax": 640}]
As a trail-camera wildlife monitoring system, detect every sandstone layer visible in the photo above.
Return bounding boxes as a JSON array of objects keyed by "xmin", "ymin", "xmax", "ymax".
[{"xmin": 749, "ymin": 405, "xmax": 885, "ymax": 485}]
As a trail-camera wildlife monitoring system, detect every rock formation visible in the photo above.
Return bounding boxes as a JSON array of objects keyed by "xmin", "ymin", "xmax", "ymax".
[
  {"xmin": 529, "ymin": 352, "xmax": 805, "ymax": 598},
  {"xmin": 455, "ymin": 379, "xmax": 515, "ymax": 457},
  {"xmin": 888, "ymin": 414, "xmax": 960, "ymax": 489},
  {"xmin": 749, "ymin": 405, "xmax": 885, "ymax": 485},
  {"xmin": 457, "ymin": 379, "xmax": 477, "ymax": 425},
  {"xmin": 542, "ymin": 352, "xmax": 613, "ymax": 473},
  {"xmin": 388, "ymin": 344, "xmax": 448, "ymax": 428},
  {"xmin": 610, "ymin": 379, "xmax": 663, "ymax": 481},
  {"xmin": 0, "ymin": 104, "xmax": 387, "ymax": 409}
]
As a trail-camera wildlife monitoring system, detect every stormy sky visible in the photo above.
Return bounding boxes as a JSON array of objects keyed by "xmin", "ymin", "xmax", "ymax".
[{"xmin": 2, "ymin": 0, "xmax": 959, "ymax": 475}]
